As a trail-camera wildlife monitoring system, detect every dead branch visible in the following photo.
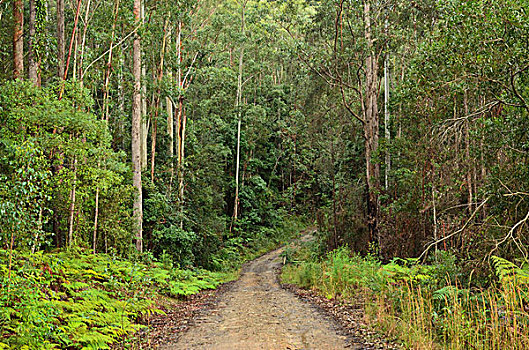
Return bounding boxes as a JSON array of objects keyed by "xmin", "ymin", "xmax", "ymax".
[{"xmin": 418, "ymin": 197, "xmax": 490, "ymax": 261}]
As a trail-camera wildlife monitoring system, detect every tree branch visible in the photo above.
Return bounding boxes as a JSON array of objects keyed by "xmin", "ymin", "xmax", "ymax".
[{"xmin": 418, "ymin": 197, "xmax": 490, "ymax": 261}]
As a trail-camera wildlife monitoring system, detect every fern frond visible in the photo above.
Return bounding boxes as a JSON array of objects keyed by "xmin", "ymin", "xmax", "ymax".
[{"xmin": 491, "ymin": 255, "xmax": 529, "ymax": 283}]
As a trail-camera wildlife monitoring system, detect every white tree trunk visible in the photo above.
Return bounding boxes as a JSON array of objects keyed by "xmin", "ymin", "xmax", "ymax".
[
  {"xmin": 233, "ymin": 1, "xmax": 246, "ymax": 224},
  {"xmin": 132, "ymin": 0, "xmax": 143, "ymax": 252}
]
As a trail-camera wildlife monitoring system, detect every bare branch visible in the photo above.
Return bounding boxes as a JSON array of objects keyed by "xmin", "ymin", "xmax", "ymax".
[
  {"xmin": 418, "ymin": 197, "xmax": 490, "ymax": 261},
  {"xmin": 510, "ymin": 65, "xmax": 529, "ymax": 114},
  {"xmin": 488, "ymin": 209, "xmax": 529, "ymax": 262},
  {"xmin": 340, "ymin": 84, "xmax": 364, "ymax": 125},
  {"xmin": 82, "ymin": 23, "xmax": 143, "ymax": 80}
]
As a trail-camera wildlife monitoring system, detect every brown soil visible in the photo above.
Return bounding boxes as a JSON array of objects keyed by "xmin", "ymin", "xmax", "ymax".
[{"xmin": 158, "ymin": 238, "xmax": 389, "ymax": 350}]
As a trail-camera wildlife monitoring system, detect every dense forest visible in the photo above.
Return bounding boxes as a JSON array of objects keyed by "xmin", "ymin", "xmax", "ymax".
[{"xmin": 1, "ymin": 0, "xmax": 529, "ymax": 348}]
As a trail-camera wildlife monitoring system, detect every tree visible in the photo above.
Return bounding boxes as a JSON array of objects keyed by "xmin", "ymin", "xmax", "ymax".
[
  {"xmin": 57, "ymin": 0, "xmax": 65, "ymax": 79},
  {"xmin": 232, "ymin": 0, "xmax": 247, "ymax": 227},
  {"xmin": 312, "ymin": 0, "xmax": 385, "ymax": 247},
  {"xmin": 29, "ymin": 0, "xmax": 38, "ymax": 85},
  {"xmin": 132, "ymin": 0, "xmax": 143, "ymax": 252},
  {"xmin": 13, "ymin": 0, "xmax": 23, "ymax": 80}
]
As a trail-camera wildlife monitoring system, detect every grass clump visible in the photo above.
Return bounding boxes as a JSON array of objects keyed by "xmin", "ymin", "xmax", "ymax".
[{"xmin": 282, "ymin": 245, "xmax": 529, "ymax": 349}]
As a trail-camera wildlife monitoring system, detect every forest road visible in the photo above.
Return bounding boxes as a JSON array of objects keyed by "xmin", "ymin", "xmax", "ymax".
[{"xmin": 160, "ymin": 235, "xmax": 360, "ymax": 350}]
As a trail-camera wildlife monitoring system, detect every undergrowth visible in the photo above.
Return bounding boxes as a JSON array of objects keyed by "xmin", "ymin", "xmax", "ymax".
[
  {"xmin": 211, "ymin": 215, "xmax": 307, "ymax": 271},
  {"xmin": 282, "ymin": 244, "xmax": 529, "ymax": 349},
  {"xmin": 0, "ymin": 249, "xmax": 233, "ymax": 349},
  {"xmin": 0, "ymin": 215, "xmax": 306, "ymax": 349}
]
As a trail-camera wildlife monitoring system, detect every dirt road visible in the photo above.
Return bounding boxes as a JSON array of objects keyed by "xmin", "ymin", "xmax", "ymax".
[{"xmin": 160, "ymin": 241, "xmax": 361, "ymax": 350}]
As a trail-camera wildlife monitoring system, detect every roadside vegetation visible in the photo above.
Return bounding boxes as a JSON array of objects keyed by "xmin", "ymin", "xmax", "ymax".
[
  {"xmin": 0, "ymin": 217, "xmax": 304, "ymax": 349},
  {"xmin": 282, "ymin": 241, "xmax": 529, "ymax": 349}
]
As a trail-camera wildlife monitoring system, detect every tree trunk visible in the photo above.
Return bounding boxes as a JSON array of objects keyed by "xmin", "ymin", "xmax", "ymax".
[
  {"xmin": 363, "ymin": 0, "xmax": 380, "ymax": 247},
  {"xmin": 29, "ymin": 0, "xmax": 39, "ymax": 85},
  {"xmin": 166, "ymin": 25, "xmax": 174, "ymax": 180},
  {"xmin": 384, "ymin": 49, "xmax": 390, "ymax": 190},
  {"xmin": 140, "ymin": 2, "xmax": 148, "ymax": 171},
  {"xmin": 232, "ymin": 1, "xmax": 246, "ymax": 226},
  {"xmin": 78, "ymin": 0, "xmax": 92, "ymax": 83},
  {"xmin": 68, "ymin": 158, "xmax": 78, "ymax": 248},
  {"xmin": 63, "ymin": 0, "xmax": 82, "ymax": 81},
  {"xmin": 13, "ymin": 0, "xmax": 24, "ymax": 80},
  {"xmin": 150, "ymin": 116, "xmax": 157, "ymax": 182},
  {"xmin": 175, "ymin": 21, "xmax": 185, "ymax": 228},
  {"xmin": 167, "ymin": 87, "xmax": 174, "ymax": 189},
  {"xmin": 179, "ymin": 106, "xmax": 187, "ymax": 228},
  {"xmin": 464, "ymin": 90, "xmax": 473, "ymax": 213},
  {"xmin": 166, "ymin": 24, "xmax": 174, "ymax": 161},
  {"xmin": 118, "ymin": 48, "xmax": 125, "ymax": 149},
  {"xmin": 150, "ymin": 20, "xmax": 168, "ymax": 183},
  {"xmin": 93, "ymin": 186, "xmax": 99, "ymax": 254},
  {"xmin": 103, "ymin": 0, "xmax": 121, "ymax": 121},
  {"xmin": 141, "ymin": 94, "xmax": 149, "ymax": 170},
  {"xmin": 331, "ymin": 141, "xmax": 338, "ymax": 250},
  {"xmin": 57, "ymin": 0, "xmax": 65, "ymax": 79},
  {"xmin": 31, "ymin": 208, "xmax": 43, "ymax": 254},
  {"xmin": 132, "ymin": 0, "xmax": 143, "ymax": 252}
]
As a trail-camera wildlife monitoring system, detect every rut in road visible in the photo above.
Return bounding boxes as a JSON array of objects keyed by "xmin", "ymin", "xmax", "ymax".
[{"xmin": 161, "ymin": 241, "xmax": 362, "ymax": 350}]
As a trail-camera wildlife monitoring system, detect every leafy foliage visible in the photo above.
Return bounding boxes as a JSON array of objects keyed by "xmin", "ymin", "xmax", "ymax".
[
  {"xmin": 0, "ymin": 249, "xmax": 231, "ymax": 349},
  {"xmin": 283, "ymin": 249, "xmax": 529, "ymax": 349}
]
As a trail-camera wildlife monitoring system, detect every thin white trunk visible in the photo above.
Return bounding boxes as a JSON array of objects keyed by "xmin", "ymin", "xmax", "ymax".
[
  {"xmin": 57, "ymin": 0, "xmax": 65, "ymax": 78},
  {"xmin": 78, "ymin": 0, "xmax": 92, "ymax": 83},
  {"xmin": 233, "ymin": 1, "xmax": 246, "ymax": 224},
  {"xmin": 103, "ymin": 0, "xmax": 120, "ymax": 121},
  {"xmin": 31, "ymin": 208, "xmax": 43, "ymax": 254},
  {"xmin": 118, "ymin": 47, "xmax": 125, "ymax": 148},
  {"xmin": 384, "ymin": 54, "xmax": 390, "ymax": 190},
  {"xmin": 140, "ymin": 1, "xmax": 148, "ymax": 171},
  {"xmin": 93, "ymin": 186, "xmax": 99, "ymax": 254},
  {"xmin": 175, "ymin": 21, "xmax": 186, "ymax": 228},
  {"xmin": 68, "ymin": 157, "xmax": 78, "ymax": 248},
  {"xmin": 166, "ymin": 24, "xmax": 174, "ymax": 159},
  {"xmin": 132, "ymin": 0, "xmax": 143, "ymax": 252},
  {"xmin": 179, "ymin": 106, "xmax": 186, "ymax": 229}
]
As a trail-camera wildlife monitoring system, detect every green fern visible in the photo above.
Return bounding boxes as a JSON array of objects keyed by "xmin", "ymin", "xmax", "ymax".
[{"xmin": 491, "ymin": 256, "xmax": 529, "ymax": 283}]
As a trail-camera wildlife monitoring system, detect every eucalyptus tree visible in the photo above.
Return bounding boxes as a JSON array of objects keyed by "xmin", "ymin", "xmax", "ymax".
[
  {"xmin": 232, "ymin": 0, "xmax": 247, "ymax": 226},
  {"xmin": 132, "ymin": 0, "xmax": 143, "ymax": 251},
  {"xmin": 301, "ymin": 0, "xmax": 393, "ymax": 249},
  {"xmin": 57, "ymin": 0, "xmax": 65, "ymax": 79},
  {"xmin": 13, "ymin": 0, "xmax": 23, "ymax": 79}
]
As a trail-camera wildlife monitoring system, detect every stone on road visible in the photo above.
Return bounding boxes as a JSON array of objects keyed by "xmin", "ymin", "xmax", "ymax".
[{"xmin": 161, "ymin": 244, "xmax": 352, "ymax": 350}]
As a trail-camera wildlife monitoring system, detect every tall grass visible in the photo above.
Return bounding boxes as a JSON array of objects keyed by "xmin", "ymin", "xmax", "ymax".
[{"xmin": 282, "ymin": 247, "xmax": 529, "ymax": 349}]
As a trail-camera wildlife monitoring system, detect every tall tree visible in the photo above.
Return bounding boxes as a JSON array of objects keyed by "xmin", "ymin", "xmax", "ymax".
[
  {"xmin": 150, "ymin": 19, "xmax": 169, "ymax": 182},
  {"xmin": 166, "ymin": 24, "xmax": 174, "ymax": 164},
  {"xmin": 132, "ymin": 0, "xmax": 143, "ymax": 252},
  {"xmin": 13, "ymin": 0, "xmax": 24, "ymax": 80},
  {"xmin": 383, "ymin": 14, "xmax": 390, "ymax": 191},
  {"xmin": 57, "ymin": 0, "xmax": 65, "ymax": 79},
  {"xmin": 362, "ymin": 0, "xmax": 381, "ymax": 245},
  {"xmin": 140, "ymin": 1, "xmax": 148, "ymax": 171},
  {"xmin": 232, "ymin": 0, "xmax": 247, "ymax": 226},
  {"xmin": 176, "ymin": 20, "xmax": 186, "ymax": 228},
  {"xmin": 29, "ymin": 0, "xmax": 38, "ymax": 85}
]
